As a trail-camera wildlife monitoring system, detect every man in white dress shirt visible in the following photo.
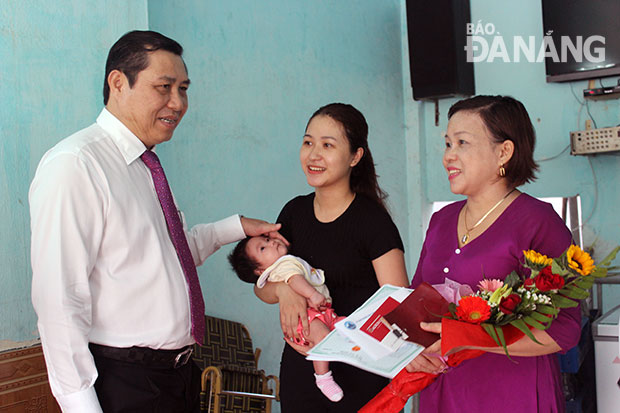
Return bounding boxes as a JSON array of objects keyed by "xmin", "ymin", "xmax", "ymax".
[{"xmin": 30, "ymin": 30, "xmax": 283, "ymax": 413}]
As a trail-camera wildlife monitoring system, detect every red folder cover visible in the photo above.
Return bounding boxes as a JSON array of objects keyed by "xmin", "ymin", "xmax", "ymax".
[
  {"xmin": 360, "ymin": 296, "xmax": 401, "ymax": 341},
  {"xmin": 383, "ymin": 282, "xmax": 450, "ymax": 347}
]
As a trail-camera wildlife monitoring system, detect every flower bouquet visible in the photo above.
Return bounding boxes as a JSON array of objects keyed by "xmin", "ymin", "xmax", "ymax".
[{"xmin": 359, "ymin": 245, "xmax": 619, "ymax": 413}]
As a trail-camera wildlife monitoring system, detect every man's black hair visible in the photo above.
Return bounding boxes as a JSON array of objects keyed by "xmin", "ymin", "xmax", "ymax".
[{"xmin": 103, "ymin": 30, "xmax": 184, "ymax": 105}]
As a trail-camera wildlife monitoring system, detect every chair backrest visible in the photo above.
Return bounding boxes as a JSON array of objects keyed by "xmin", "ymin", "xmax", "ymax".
[{"xmin": 193, "ymin": 315, "xmax": 257, "ymax": 371}]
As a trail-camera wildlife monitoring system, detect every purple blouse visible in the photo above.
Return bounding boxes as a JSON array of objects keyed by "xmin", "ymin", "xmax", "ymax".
[{"xmin": 410, "ymin": 193, "xmax": 581, "ymax": 413}]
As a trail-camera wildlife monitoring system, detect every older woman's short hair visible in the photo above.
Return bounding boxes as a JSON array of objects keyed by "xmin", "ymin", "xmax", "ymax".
[{"xmin": 448, "ymin": 95, "xmax": 538, "ymax": 187}]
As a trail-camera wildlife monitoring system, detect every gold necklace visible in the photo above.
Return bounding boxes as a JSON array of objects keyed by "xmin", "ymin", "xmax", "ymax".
[{"xmin": 461, "ymin": 189, "xmax": 516, "ymax": 245}]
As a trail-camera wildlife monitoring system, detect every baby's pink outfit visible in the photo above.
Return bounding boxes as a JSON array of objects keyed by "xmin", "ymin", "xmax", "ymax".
[{"xmin": 293, "ymin": 305, "xmax": 344, "ymax": 345}]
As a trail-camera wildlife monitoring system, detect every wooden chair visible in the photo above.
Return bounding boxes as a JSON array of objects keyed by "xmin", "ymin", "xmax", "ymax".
[{"xmin": 193, "ymin": 315, "xmax": 280, "ymax": 413}]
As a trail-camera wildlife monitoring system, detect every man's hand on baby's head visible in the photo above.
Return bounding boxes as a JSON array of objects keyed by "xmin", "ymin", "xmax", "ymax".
[{"xmin": 239, "ymin": 216, "xmax": 290, "ymax": 246}]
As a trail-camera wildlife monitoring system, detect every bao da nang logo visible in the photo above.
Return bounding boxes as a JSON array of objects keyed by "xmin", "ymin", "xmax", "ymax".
[{"xmin": 465, "ymin": 21, "xmax": 605, "ymax": 63}]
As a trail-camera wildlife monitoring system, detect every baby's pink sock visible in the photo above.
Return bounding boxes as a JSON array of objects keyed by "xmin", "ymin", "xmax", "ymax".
[{"xmin": 314, "ymin": 371, "xmax": 344, "ymax": 402}]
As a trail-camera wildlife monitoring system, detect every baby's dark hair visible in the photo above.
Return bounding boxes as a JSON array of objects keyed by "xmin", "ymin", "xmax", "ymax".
[{"xmin": 227, "ymin": 237, "xmax": 260, "ymax": 284}]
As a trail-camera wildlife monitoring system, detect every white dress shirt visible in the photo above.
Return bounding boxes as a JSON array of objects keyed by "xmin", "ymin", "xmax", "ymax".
[{"xmin": 30, "ymin": 108, "xmax": 245, "ymax": 412}]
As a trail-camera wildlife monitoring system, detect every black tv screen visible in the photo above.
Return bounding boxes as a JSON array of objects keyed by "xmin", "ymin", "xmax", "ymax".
[{"xmin": 542, "ymin": 0, "xmax": 620, "ymax": 82}]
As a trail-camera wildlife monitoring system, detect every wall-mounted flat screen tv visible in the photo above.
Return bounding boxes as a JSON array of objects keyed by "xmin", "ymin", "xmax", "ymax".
[{"xmin": 542, "ymin": 0, "xmax": 620, "ymax": 82}]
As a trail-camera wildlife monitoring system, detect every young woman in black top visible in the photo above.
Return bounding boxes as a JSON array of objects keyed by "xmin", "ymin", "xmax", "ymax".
[{"xmin": 256, "ymin": 103, "xmax": 409, "ymax": 412}]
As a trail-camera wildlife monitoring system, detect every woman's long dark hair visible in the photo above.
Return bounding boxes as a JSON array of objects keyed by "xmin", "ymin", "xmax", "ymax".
[{"xmin": 307, "ymin": 103, "xmax": 388, "ymax": 213}]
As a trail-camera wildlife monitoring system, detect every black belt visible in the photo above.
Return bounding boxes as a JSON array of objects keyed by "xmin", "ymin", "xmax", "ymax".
[{"xmin": 89, "ymin": 343, "xmax": 194, "ymax": 369}]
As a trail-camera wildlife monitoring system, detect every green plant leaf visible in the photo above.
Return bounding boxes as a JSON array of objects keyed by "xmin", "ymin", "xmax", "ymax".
[
  {"xmin": 591, "ymin": 267, "xmax": 608, "ymax": 278},
  {"xmin": 482, "ymin": 323, "xmax": 501, "ymax": 347},
  {"xmin": 523, "ymin": 315, "xmax": 546, "ymax": 330},
  {"xmin": 510, "ymin": 319, "xmax": 542, "ymax": 345},
  {"xmin": 569, "ymin": 285, "xmax": 590, "ymax": 298},
  {"xmin": 504, "ymin": 271, "xmax": 521, "ymax": 288},
  {"xmin": 572, "ymin": 278, "xmax": 594, "ymax": 289},
  {"xmin": 559, "ymin": 286, "xmax": 590, "ymax": 299},
  {"xmin": 536, "ymin": 305, "xmax": 559, "ymax": 315},
  {"xmin": 551, "ymin": 294, "xmax": 579, "ymax": 308},
  {"xmin": 495, "ymin": 326, "xmax": 512, "ymax": 360},
  {"xmin": 448, "ymin": 303, "xmax": 457, "ymax": 318},
  {"xmin": 597, "ymin": 246, "xmax": 620, "ymax": 267},
  {"xmin": 529, "ymin": 311, "xmax": 552, "ymax": 327},
  {"xmin": 497, "ymin": 312, "xmax": 515, "ymax": 324},
  {"xmin": 551, "ymin": 260, "xmax": 564, "ymax": 275},
  {"xmin": 557, "ymin": 288, "xmax": 582, "ymax": 299}
]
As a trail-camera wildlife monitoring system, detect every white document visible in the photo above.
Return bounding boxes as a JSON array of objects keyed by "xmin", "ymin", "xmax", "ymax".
[{"xmin": 306, "ymin": 284, "xmax": 424, "ymax": 378}]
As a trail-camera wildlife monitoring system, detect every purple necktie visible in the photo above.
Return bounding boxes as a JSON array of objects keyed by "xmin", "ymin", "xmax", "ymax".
[{"xmin": 141, "ymin": 150, "xmax": 205, "ymax": 345}]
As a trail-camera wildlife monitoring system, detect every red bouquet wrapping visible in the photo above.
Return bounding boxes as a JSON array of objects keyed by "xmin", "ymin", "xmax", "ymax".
[{"xmin": 359, "ymin": 319, "xmax": 524, "ymax": 413}]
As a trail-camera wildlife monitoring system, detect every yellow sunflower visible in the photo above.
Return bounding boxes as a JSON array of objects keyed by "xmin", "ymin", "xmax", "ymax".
[
  {"xmin": 566, "ymin": 245, "xmax": 595, "ymax": 276},
  {"xmin": 523, "ymin": 249, "xmax": 553, "ymax": 267}
]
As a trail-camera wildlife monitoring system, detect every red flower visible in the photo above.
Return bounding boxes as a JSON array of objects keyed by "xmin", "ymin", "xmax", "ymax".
[
  {"xmin": 523, "ymin": 278, "xmax": 535, "ymax": 289},
  {"xmin": 455, "ymin": 296, "xmax": 491, "ymax": 324},
  {"xmin": 499, "ymin": 294, "xmax": 522, "ymax": 314},
  {"xmin": 535, "ymin": 266, "xmax": 565, "ymax": 291}
]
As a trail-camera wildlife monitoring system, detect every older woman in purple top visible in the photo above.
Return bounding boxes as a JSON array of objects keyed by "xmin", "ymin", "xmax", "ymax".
[{"xmin": 406, "ymin": 95, "xmax": 581, "ymax": 412}]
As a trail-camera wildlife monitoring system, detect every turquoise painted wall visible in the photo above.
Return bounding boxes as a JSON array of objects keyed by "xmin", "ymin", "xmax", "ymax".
[
  {"xmin": 0, "ymin": 1, "xmax": 148, "ymax": 350},
  {"xmin": 414, "ymin": 0, "xmax": 620, "ymax": 312},
  {"xmin": 147, "ymin": 1, "xmax": 408, "ymax": 402}
]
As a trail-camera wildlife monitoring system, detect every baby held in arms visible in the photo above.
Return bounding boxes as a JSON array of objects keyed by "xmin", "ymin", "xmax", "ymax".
[{"xmin": 228, "ymin": 235, "xmax": 344, "ymax": 402}]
